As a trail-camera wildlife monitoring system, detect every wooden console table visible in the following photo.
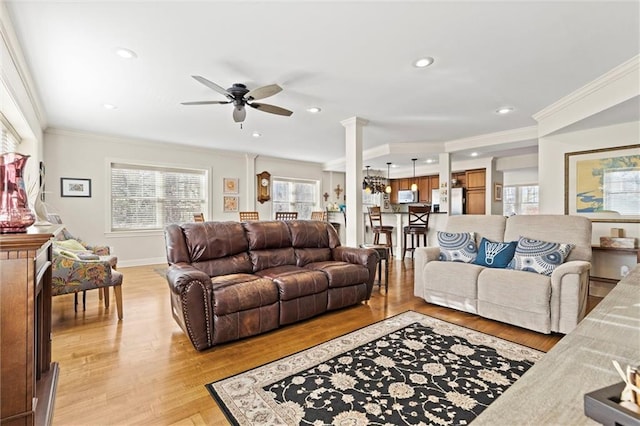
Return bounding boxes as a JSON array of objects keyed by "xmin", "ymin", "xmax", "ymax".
[
  {"xmin": 1, "ymin": 225, "xmax": 61, "ymax": 426},
  {"xmin": 590, "ymin": 244, "xmax": 640, "ymax": 284}
]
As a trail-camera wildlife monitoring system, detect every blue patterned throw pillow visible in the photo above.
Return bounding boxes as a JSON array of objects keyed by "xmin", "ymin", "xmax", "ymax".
[
  {"xmin": 508, "ymin": 237, "xmax": 574, "ymax": 276},
  {"xmin": 474, "ymin": 238, "xmax": 517, "ymax": 268},
  {"xmin": 438, "ymin": 231, "xmax": 477, "ymax": 263}
]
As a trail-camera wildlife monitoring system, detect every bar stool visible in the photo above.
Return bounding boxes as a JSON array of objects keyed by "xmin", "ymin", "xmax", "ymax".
[
  {"xmin": 402, "ymin": 205, "xmax": 430, "ymax": 260},
  {"xmin": 368, "ymin": 206, "xmax": 393, "ymax": 257}
]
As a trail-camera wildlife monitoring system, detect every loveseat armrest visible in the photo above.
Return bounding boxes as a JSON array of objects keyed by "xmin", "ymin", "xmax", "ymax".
[
  {"xmin": 166, "ymin": 263, "xmax": 215, "ymax": 351},
  {"xmin": 414, "ymin": 247, "xmax": 441, "ymax": 298},
  {"xmin": 550, "ymin": 260, "xmax": 591, "ymax": 334},
  {"xmin": 332, "ymin": 246, "xmax": 379, "ymax": 296}
]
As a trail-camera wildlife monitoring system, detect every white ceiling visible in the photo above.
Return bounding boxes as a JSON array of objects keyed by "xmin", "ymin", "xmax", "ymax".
[{"xmin": 5, "ymin": 1, "xmax": 640, "ymax": 173}]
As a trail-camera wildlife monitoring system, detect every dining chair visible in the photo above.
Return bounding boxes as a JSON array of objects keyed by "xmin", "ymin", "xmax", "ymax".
[
  {"xmin": 275, "ymin": 211, "xmax": 298, "ymax": 221},
  {"xmin": 402, "ymin": 205, "xmax": 430, "ymax": 260},
  {"xmin": 193, "ymin": 213, "xmax": 205, "ymax": 222},
  {"xmin": 368, "ymin": 206, "xmax": 393, "ymax": 256},
  {"xmin": 310, "ymin": 211, "xmax": 328, "ymax": 221},
  {"xmin": 239, "ymin": 211, "xmax": 260, "ymax": 221}
]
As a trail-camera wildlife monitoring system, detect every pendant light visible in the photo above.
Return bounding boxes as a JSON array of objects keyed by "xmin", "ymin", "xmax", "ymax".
[
  {"xmin": 385, "ymin": 162, "xmax": 392, "ymax": 194},
  {"xmin": 410, "ymin": 158, "xmax": 418, "ymax": 192},
  {"xmin": 363, "ymin": 166, "xmax": 372, "ymax": 194}
]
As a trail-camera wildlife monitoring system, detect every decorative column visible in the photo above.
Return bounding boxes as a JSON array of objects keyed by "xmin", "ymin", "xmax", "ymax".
[{"xmin": 341, "ymin": 117, "xmax": 368, "ymax": 247}]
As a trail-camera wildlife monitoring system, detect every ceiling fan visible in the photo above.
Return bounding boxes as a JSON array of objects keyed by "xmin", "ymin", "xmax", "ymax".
[{"xmin": 181, "ymin": 75, "xmax": 293, "ymax": 123}]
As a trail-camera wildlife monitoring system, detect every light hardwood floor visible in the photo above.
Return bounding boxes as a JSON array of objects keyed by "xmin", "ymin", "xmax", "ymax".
[{"xmin": 50, "ymin": 260, "xmax": 600, "ymax": 425}]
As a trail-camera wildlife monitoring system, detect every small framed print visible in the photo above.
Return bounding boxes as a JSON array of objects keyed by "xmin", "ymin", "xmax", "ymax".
[
  {"xmin": 494, "ymin": 183, "xmax": 503, "ymax": 201},
  {"xmin": 223, "ymin": 178, "xmax": 239, "ymax": 194},
  {"xmin": 61, "ymin": 178, "xmax": 91, "ymax": 197},
  {"xmin": 223, "ymin": 196, "xmax": 239, "ymax": 212}
]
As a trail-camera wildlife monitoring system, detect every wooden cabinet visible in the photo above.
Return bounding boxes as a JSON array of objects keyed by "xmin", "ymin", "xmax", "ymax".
[
  {"xmin": 389, "ymin": 179, "xmax": 400, "ymax": 204},
  {"xmin": 418, "ymin": 176, "xmax": 430, "ymax": 202},
  {"xmin": 1, "ymin": 226, "xmax": 60, "ymax": 426},
  {"xmin": 465, "ymin": 169, "xmax": 486, "ymax": 189},
  {"xmin": 466, "ymin": 189, "xmax": 486, "ymax": 215},
  {"xmin": 398, "ymin": 178, "xmax": 411, "ymax": 190},
  {"xmin": 429, "ymin": 175, "xmax": 439, "ymax": 193}
]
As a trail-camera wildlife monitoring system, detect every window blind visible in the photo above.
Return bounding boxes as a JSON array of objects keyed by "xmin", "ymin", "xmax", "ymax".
[
  {"xmin": 110, "ymin": 162, "xmax": 207, "ymax": 231},
  {"xmin": 0, "ymin": 113, "xmax": 21, "ymax": 153}
]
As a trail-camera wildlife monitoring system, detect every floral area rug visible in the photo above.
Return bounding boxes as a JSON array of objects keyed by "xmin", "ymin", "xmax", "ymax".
[{"xmin": 206, "ymin": 311, "xmax": 543, "ymax": 425}]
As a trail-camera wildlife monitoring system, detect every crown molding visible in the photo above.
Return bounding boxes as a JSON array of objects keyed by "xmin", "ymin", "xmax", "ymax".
[{"xmin": 444, "ymin": 126, "xmax": 538, "ymax": 152}]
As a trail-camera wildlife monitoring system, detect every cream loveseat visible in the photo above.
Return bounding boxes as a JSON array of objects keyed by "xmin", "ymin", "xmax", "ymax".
[{"xmin": 414, "ymin": 215, "xmax": 592, "ymax": 334}]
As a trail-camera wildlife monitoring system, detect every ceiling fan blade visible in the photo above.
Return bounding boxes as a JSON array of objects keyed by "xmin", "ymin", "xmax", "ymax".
[
  {"xmin": 246, "ymin": 84, "xmax": 282, "ymax": 101},
  {"xmin": 249, "ymin": 102, "xmax": 293, "ymax": 117},
  {"xmin": 191, "ymin": 75, "xmax": 232, "ymax": 98},
  {"xmin": 233, "ymin": 106, "xmax": 246, "ymax": 123},
  {"xmin": 181, "ymin": 100, "xmax": 231, "ymax": 105}
]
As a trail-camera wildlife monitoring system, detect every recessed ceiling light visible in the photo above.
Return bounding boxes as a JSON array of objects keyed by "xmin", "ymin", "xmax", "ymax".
[
  {"xmin": 252, "ymin": 131, "xmax": 262, "ymax": 138},
  {"xmin": 470, "ymin": 152, "xmax": 479, "ymax": 157},
  {"xmin": 413, "ymin": 57, "xmax": 434, "ymax": 68},
  {"xmin": 103, "ymin": 103, "xmax": 117, "ymax": 110},
  {"xmin": 496, "ymin": 106, "xmax": 514, "ymax": 115},
  {"xmin": 115, "ymin": 48, "xmax": 137, "ymax": 59},
  {"xmin": 306, "ymin": 107, "xmax": 321, "ymax": 113}
]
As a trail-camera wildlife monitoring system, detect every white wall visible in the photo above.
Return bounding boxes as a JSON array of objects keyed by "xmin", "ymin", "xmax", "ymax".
[
  {"xmin": 44, "ymin": 129, "xmax": 328, "ymax": 266},
  {"xmin": 538, "ymin": 120, "xmax": 640, "ymax": 247},
  {"xmin": 503, "ymin": 168, "xmax": 538, "ymax": 186}
]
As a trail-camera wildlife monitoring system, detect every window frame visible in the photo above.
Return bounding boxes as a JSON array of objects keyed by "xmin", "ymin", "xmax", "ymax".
[
  {"xmin": 107, "ymin": 159, "xmax": 209, "ymax": 234},
  {"xmin": 271, "ymin": 176, "xmax": 320, "ymax": 220},
  {"xmin": 503, "ymin": 183, "xmax": 539, "ymax": 216}
]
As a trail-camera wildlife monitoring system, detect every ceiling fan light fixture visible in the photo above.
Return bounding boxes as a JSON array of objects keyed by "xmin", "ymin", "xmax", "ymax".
[
  {"xmin": 470, "ymin": 152, "xmax": 479, "ymax": 157},
  {"xmin": 414, "ymin": 57, "xmax": 434, "ymax": 68}
]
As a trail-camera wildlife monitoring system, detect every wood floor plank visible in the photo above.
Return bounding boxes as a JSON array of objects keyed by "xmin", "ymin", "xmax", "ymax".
[{"xmin": 50, "ymin": 259, "xmax": 600, "ymax": 425}]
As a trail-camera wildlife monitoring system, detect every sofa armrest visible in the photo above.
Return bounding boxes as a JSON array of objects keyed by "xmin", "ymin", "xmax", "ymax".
[
  {"xmin": 166, "ymin": 263, "xmax": 212, "ymax": 294},
  {"xmin": 550, "ymin": 260, "xmax": 591, "ymax": 333},
  {"xmin": 332, "ymin": 246, "xmax": 379, "ymax": 298},
  {"xmin": 414, "ymin": 247, "xmax": 441, "ymax": 298},
  {"xmin": 166, "ymin": 263, "xmax": 214, "ymax": 350}
]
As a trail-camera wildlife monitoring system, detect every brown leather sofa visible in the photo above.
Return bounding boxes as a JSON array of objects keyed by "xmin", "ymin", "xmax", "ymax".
[{"xmin": 164, "ymin": 219, "xmax": 379, "ymax": 351}]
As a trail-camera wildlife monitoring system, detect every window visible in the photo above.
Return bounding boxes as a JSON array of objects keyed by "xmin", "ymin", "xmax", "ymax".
[
  {"xmin": 1, "ymin": 113, "xmax": 21, "ymax": 152},
  {"xmin": 503, "ymin": 185, "xmax": 539, "ymax": 216},
  {"xmin": 110, "ymin": 162, "xmax": 207, "ymax": 231},
  {"xmin": 272, "ymin": 177, "xmax": 319, "ymax": 219},
  {"xmin": 603, "ymin": 168, "xmax": 640, "ymax": 215}
]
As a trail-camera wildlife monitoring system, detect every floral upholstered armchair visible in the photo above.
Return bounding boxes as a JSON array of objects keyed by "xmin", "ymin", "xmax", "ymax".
[{"xmin": 49, "ymin": 216, "xmax": 123, "ymax": 319}]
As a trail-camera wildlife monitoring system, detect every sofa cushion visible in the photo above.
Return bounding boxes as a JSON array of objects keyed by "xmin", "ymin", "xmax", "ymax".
[
  {"xmin": 445, "ymin": 215, "xmax": 507, "ymax": 244},
  {"xmin": 194, "ymin": 253, "xmax": 254, "ymax": 277},
  {"xmin": 211, "ymin": 274, "xmax": 279, "ymax": 316},
  {"xmin": 243, "ymin": 221, "xmax": 292, "ymax": 250},
  {"xmin": 183, "ymin": 222, "xmax": 249, "ymax": 261},
  {"xmin": 438, "ymin": 231, "xmax": 477, "ymax": 263},
  {"xmin": 272, "ymin": 270, "xmax": 329, "ymax": 301},
  {"xmin": 305, "ymin": 261, "xmax": 370, "ymax": 288},
  {"xmin": 255, "ymin": 264, "xmax": 304, "ymax": 280},
  {"xmin": 477, "ymin": 268, "xmax": 551, "ymax": 333},
  {"xmin": 508, "ymin": 237, "xmax": 574, "ymax": 276},
  {"xmin": 295, "ymin": 248, "xmax": 332, "ymax": 266},
  {"xmin": 422, "ymin": 261, "xmax": 483, "ymax": 313},
  {"xmin": 287, "ymin": 220, "xmax": 331, "ymax": 248},
  {"xmin": 249, "ymin": 248, "xmax": 296, "ymax": 272},
  {"xmin": 473, "ymin": 238, "xmax": 517, "ymax": 268}
]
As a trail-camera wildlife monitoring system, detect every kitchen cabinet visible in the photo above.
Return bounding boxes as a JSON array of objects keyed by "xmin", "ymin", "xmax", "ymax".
[
  {"xmin": 398, "ymin": 178, "xmax": 411, "ymax": 190},
  {"xmin": 389, "ymin": 180, "xmax": 400, "ymax": 204},
  {"xmin": 466, "ymin": 189, "xmax": 486, "ymax": 214},
  {"xmin": 418, "ymin": 176, "xmax": 430, "ymax": 202},
  {"xmin": 465, "ymin": 169, "xmax": 486, "ymax": 189}
]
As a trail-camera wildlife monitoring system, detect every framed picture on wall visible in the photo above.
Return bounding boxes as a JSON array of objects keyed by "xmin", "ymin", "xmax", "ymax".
[
  {"xmin": 494, "ymin": 183, "xmax": 503, "ymax": 201},
  {"xmin": 60, "ymin": 178, "xmax": 91, "ymax": 197},
  {"xmin": 564, "ymin": 144, "xmax": 640, "ymax": 223},
  {"xmin": 223, "ymin": 196, "xmax": 239, "ymax": 212},
  {"xmin": 223, "ymin": 178, "xmax": 239, "ymax": 194}
]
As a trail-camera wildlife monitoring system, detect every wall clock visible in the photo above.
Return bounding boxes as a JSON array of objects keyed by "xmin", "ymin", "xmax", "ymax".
[{"xmin": 257, "ymin": 171, "xmax": 271, "ymax": 204}]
